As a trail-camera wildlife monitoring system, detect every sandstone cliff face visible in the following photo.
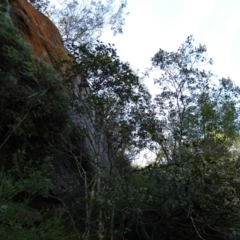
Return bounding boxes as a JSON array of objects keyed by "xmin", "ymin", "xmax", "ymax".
[
  {"xmin": 9, "ymin": 0, "xmax": 72, "ymax": 73},
  {"xmin": 8, "ymin": 0, "xmax": 81, "ymax": 206},
  {"xmin": 8, "ymin": 0, "xmax": 110, "ymax": 204}
]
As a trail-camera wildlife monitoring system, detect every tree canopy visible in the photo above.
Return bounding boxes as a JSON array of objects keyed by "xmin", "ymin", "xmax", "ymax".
[
  {"xmin": 28, "ymin": 0, "xmax": 128, "ymax": 46},
  {"xmin": 1, "ymin": 3, "xmax": 240, "ymax": 239}
]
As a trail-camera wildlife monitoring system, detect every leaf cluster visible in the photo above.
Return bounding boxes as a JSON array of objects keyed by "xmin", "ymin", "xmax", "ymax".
[{"xmin": 0, "ymin": 12, "xmax": 72, "ymax": 239}]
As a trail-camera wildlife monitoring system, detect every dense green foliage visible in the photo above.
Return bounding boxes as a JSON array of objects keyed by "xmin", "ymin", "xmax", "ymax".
[
  {"xmin": 67, "ymin": 42, "xmax": 151, "ymax": 160},
  {"xmin": 0, "ymin": 12, "xmax": 70, "ymax": 169},
  {"xmin": 60, "ymin": 38, "xmax": 240, "ymax": 239},
  {"xmin": 130, "ymin": 36, "xmax": 240, "ymax": 239},
  {"xmin": 1, "ymin": 4, "xmax": 240, "ymax": 240},
  {"xmin": 0, "ymin": 12, "xmax": 71, "ymax": 239}
]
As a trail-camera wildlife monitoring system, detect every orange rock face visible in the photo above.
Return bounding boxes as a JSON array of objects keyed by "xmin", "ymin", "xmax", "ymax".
[{"xmin": 9, "ymin": 0, "xmax": 72, "ymax": 73}]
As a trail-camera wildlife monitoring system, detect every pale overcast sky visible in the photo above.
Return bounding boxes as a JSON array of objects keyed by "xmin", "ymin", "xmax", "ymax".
[{"xmin": 100, "ymin": 0, "xmax": 240, "ymax": 94}]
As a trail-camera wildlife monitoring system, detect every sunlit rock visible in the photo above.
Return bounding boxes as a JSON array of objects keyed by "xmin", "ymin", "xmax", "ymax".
[{"xmin": 9, "ymin": 0, "xmax": 72, "ymax": 73}]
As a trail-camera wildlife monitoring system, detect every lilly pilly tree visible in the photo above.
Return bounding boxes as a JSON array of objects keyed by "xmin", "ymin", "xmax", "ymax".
[
  {"xmin": 64, "ymin": 42, "xmax": 151, "ymax": 239},
  {"xmin": 137, "ymin": 36, "xmax": 240, "ymax": 239}
]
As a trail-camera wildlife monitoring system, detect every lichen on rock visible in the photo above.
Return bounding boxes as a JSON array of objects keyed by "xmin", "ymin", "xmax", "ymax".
[{"xmin": 9, "ymin": 0, "xmax": 72, "ymax": 73}]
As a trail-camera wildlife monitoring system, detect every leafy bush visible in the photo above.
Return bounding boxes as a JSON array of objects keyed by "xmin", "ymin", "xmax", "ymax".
[{"xmin": 0, "ymin": 12, "xmax": 71, "ymax": 239}]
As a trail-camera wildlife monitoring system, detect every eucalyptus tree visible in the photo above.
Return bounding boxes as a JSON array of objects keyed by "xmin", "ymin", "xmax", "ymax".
[
  {"xmin": 151, "ymin": 35, "xmax": 240, "ymax": 164},
  {"xmin": 28, "ymin": 0, "xmax": 128, "ymax": 47},
  {"xmin": 136, "ymin": 35, "xmax": 240, "ymax": 239},
  {"xmin": 54, "ymin": 0, "xmax": 128, "ymax": 46}
]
